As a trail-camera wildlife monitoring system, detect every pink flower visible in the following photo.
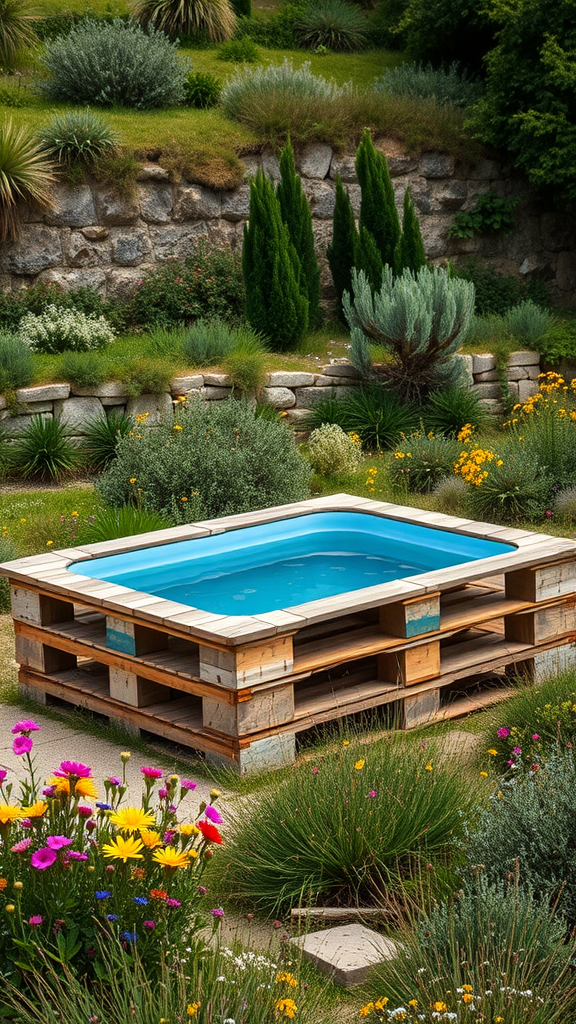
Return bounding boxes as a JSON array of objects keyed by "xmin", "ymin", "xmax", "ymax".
[
  {"xmin": 55, "ymin": 761, "xmax": 92, "ymax": 778},
  {"xmin": 368, "ymin": 790, "xmax": 377, "ymax": 798},
  {"xmin": 47, "ymin": 836, "xmax": 73, "ymax": 850},
  {"xmin": 107, "ymin": 777, "xmax": 121, "ymax": 787},
  {"xmin": 532, "ymin": 734, "xmax": 540, "ymax": 740},
  {"xmin": 163, "ymin": 830, "xmax": 175, "ymax": 845},
  {"xmin": 546, "ymin": 510, "xmax": 552, "ymax": 517},
  {"xmin": 158, "ymin": 788, "xmax": 168, "ymax": 799},
  {"xmin": 78, "ymin": 806, "xmax": 93, "ymax": 817},
  {"xmin": 512, "ymin": 747, "xmax": 522, "ymax": 754},
  {"xmin": 197, "ymin": 885, "xmax": 207, "ymax": 894},
  {"xmin": 68, "ymin": 851, "xmax": 88, "ymax": 861},
  {"xmin": 141, "ymin": 767, "xmax": 163, "ymax": 779},
  {"xmin": 507, "ymin": 760, "xmax": 516, "ymax": 767},
  {"xmin": 11, "ymin": 720, "xmax": 40, "ymax": 735},
  {"xmin": 211, "ymin": 907, "xmax": 224, "ymax": 917},
  {"xmin": 143, "ymin": 920, "xmax": 156, "ymax": 929},
  {"xmin": 497, "ymin": 727, "xmax": 510, "ymax": 738},
  {"xmin": 42, "ymin": 786, "xmax": 56, "ymax": 797},
  {"xmin": 13, "ymin": 736, "xmax": 33, "ymax": 756},
  {"xmin": 312, "ymin": 767, "xmax": 319, "ymax": 775},
  {"xmin": 204, "ymin": 805, "xmax": 223, "ymax": 825},
  {"xmin": 166, "ymin": 898, "xmax": 181, "ymax": 908},
  {"xmin": 181, "ymin": 780, "xmax": 197, "ymax": 791},
  {"xmin": 11, "ymin": 837, "xmax": 32, "ymax": 853},
  {"xmin": 28, "ymin": 915, "xmax": 43, "ymax": 928},
  {"xmin": 0, "ymin": 769, "xmax": 7, "ymax": 783},
  {"xmin": 31, "ymin": 848, "xmax": 57, "ymax": 870}
]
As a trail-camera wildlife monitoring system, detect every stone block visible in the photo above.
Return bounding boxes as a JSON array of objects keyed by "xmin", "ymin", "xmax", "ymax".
[
  {"xmin": 458, "ymin": 353, "xmax": 474, "ymax": 384},
  {"xmin": 112, "ymin": 230, "xmax": 151, "ymax": 267},
  {"xmin": 294, "ymin": 385, "xmax": 349, "ymax": 407},
  {"xmin": 81, "ymin": 226, "xmax": 109, "ymax": 241},
  {"xmin": 137, "ymin": 164, "xmax": 170, "ymax": 182},
  {"xmin": 138, "ymin": 184, "xmax": 173, "ymax": 224},
  {"xmin": 300, "ymin": 142, "xmax": 332, "ymax": 179},
  {"xmin": 203, "ymin": 373, "xmax": 231, "ymax": 386},
  {"xmin": 303, "ymin": 181, "xmax": 336, "ymax": 220},
  {"xmin": 173, "ymin": 185, "xmax": 222, "ymax": 221},
  {"xmin": 261, "ymin": 152, "xmax": 280, "ymax": 180},
  {"xmin": 266, "ymin": 372, "xmax": 315, "ymax": 387},
  {"xmin": 54, "ymin": 397, "xmax": 106, "ymax": 433},
  {"xmin": 329, "ymin": 154, "xmax": 356, "ymax": 182},
  {"xmin": 418, "ymin": 152, "xmax": 455, "ymax": 178},
  {"xmin": 388, "ymin": 155, "xmax": 418, "ymax": 176},
  {"xmin": 21, "ymin": 401, "xmax": 53, "ymax": 414},
  {"xmin": 432, "ymin": 179, "xmax": 467, "ymax": 211},
  {"xmin": 16, "ymin": 384, "xmax": 70, "ymax": 403},
  {"xmin": 290, "ymin": 924, "xmax": 399, "ymax": 988},
  {"xmin": 506, "ymin": 366, "xmax": 530, "ymax": 381},
  {"xmin": 200, "ymin": 386, "xmax": 232, "ymax": 400},
  {"xmin": 473, "ymin": 382, "xmax": 502, "ymax": 400},
  {"xmin": 284, "ymin": 407, "xmax": 312, "ymax": 427},
  {"xmin": 126, "ymin": 393, "xmax": 173, "ymax": 424},
  {"xmin": 508, "ymin": 350, "xmax": 541, "ymax": 366},
  {"xmin": 70, "ymin": 382, "xmax": 127, "ymax": 399},
  {"xmin": 1, "ymin": 413, "xmax": 52, "ymax": 434},
  {"xmin": 106, "ymin": 268, "xmax": 148, "ymax": 301},
  {"xmin": 222, "ymin": 184, "xmax": 251, "ymax": 222},
  {"xmin": 469, "ymin": 157, "xmax": 501, "ymax": 180},
  {"xmin": 314, "ymin": 374, "xmax": 357, "ymax": 386},
  {"xmin": 38, "ymin": 268, "xmax": 107, "ymax": 294},
  {"xmin": 170, "ymin": 375, "xmax": 204, "ymax": 394},
  {"xmin": 260, "ymin": 387, "xmax": 296, "ymax": 409},
  {"xmin": 1, "ymin": 225, "xmax": 63, "ymax": 276},
  {"xmin": 478, "ymin": 398, "xmax": 503, "ymax": 415},
  {"xmin": 66, "ymin": 231, "xmax": 110, "ymax": 269},
  {"xmin": 95, "ymin": 191, "xmax": 140, "ymax": 226},
  {"xmin": 45, "ymin": 185, "xmax": 96, "ymax": 227},
  {"xmin": 507, "ymin": 381, "xmax": 519, "ymax": 401},
  {"xmin": 422, "ymin": 216, "xmax": 448, "ymax": 257},
  {"xmin": 474, "ymin": 369, "xmax": 500, "ymax": 382},
  {"xmin": 518, "ymin": 379, "xmax": 539, "ymax": 402},
  {"xmin": 399, "ymin": 176, "xmax": 431, "ymax": 214},
  {"xmin": 150, "ymin": 223, "xmax": 208, "ymax": 260},
  {"xmin": 473, "ymin": 353, "xmax": 496, "ymax": 374}
]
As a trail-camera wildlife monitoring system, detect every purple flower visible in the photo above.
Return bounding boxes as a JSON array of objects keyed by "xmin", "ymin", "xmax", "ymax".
[
  {"xmin": 96, "ymin": 802, "xmax": 112, "ymax": 810},
  {"xmin": 120, "ymin": 931, "xmax": 137, "ymax": 943},
  {"xmin": 532, "ymin": 734, "xmax": 540, "ymax": 741},
  {"xmin": 42, "ymin": 786, "xmax": 56, "ymax": 797},
  {"xmin": 96, "ymin": 891, "xmax": 111, "ymax": 899},
  {"xmin": 211, "ymin": 908, "xmax": 225, "ymax": 918},
  {"xmin": 166, "ymin": 898, "xmax": 181, "ymax": 908},
  {"xmin": 158, "ymin": 788, "xmax": 168, "ymax": 799},
  {"xmin": 11, "ymin": 837, "xmax": 32, "ymax": 853},
  {"xmin": 107, "ymin": 777, "xmax": 121, "ymax": 787},
  {"xmin": 368, "ymin": 790, "xmax": 377, "ymax": 798},
  {"xmin": 141, "ymin": 767, "xmax": 163, "ymax": 779},
  {"xmin": 68, "ymin": 851, "xmax": 88, "ymax": 861},
  {"xmin": 133, "ymin": 897, "xmax": 148, "ymax": 906},
  {"xmin": 78, "ymin": 806, "xmax": 93, "ymax": 817},
  {"xmin": 163, "ymin": 830, "xmax": 175, "ymax": 845},
  {"xmin": 12, "ymin": 720, "xmax": 40, "ymax": 735},
  {"xmin": 13, "ymin": 735, "xmax": 32, "ymax": 756},
  {"xmin": 497, "ymin": 727, "xmax": 510, "ymax": 738},
  {"xmin": 197, "ymin": 885, "xmax": 207, "ymax": 895},
  {"xmin": 31, "ymin": 848, "xmax": 57, "ymax": 870},
  {"xmin": 28, "ymin": 915, "xmax": 43, "ymax": 927},
  {"xmin": 181, "ymin": 779, "xmax": 197, "ymax": 791},
  {"xmin": 47, "ymin": 836, "xmax": 73, "ymax": 850},
  {"xmin": 0, "ymin": 769, "xmax": 7, "ymax": 783},
  {"xmin": 143, "ymin": 920, "xmax": 156, "ymax": 929},
  {"xmin": 106, "ymin": 914, "xmax": 118, "ymax": 922},
  {"xmin": 55, "ymin": 761, "xmax": 92, "ymax": 778},
  {"xmin": 204, "ymin": 805, "xmax": 223, "ymax": 825}
]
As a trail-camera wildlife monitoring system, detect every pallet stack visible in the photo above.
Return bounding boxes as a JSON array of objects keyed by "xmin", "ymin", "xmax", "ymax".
[{"xmin": 3, "ymin": 495, "xmax": 576, "ymax": 771}]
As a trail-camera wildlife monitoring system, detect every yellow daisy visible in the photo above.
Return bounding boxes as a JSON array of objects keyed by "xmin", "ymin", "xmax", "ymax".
[
  {"xmin": 102, "ymin": 835, "xmax": 144, "ymax": 863},
  {"xmin": 140, "ymin": 829, "xmax": 162, "ymax": 849},
  {"xmin": 109, "ymin": 807, "xmax": 156, "ymax": 832},
  {"xmin": 152, "ymin": 847, "xmax": 191, "ymax": 870},
  {"xmin": 0, "ymin": 805, "xmax": 23, "ymax": 825}
]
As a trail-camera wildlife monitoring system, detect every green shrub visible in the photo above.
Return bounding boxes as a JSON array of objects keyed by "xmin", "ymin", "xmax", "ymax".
[
  {"xmin": 345, "ymin": 266, "xmax": 475, "ymax": 401},
  {"xmin": 119, "ymin": 357, "xmax": 176, "ymax": 397},
  {"xmin": 0, "ymin": 282, "xmax": 125, "ymax": 333},
  {"xmin": 11, "ymin": 415, "xmax": 78, "ymax": 481},
  {"xmin": 39, "ymin": 19, "xmax": 189, "ymax": 110},
  {"xmin": 465, "ymin": 448, "xmax": 550, "ymax": 523},
  {"xmin": 277, "ymin": 137, "xmax": 321, "ymax": 329},
  {"xmin": 327, "ymin": 176, "xmax": 358, "ymax": 316},
  {"xmin": 243, "ymin": 168, "xmax": 308, "ymax": 350},
  {"xmin": 519, "ymin": 409, "xmax": 576, "ymax": 489},
  {"xmin": 486, "ymin": 672, "xmax": 576, "ymax": 773},
  {"xmin": 357, "ymin": 128, "xmax": 401, "ymax": 274},
  {"xmin": 375, "ymin": 61, "xmax": 479, "ymax": 108},
  {"xmin": 0, "ymin": 330, "xmax": 33, "ymax": 391},
  {"xmin": 391, "ymin": 431, "xmax": 461, "ymax": 492},
  {"xmin": 19, "ymin": 305, "xmax": 115, "ymax": 354},
  {"xmin": 538, "ymin": 321, "xmax": 576, "ymax": 364},
  {"xmin": 401, "ymin": 0, "xmax": 494, "ymax": 72},
  {"xmin": 432, "ymin": 473, "xmax": 468, "ymax": 513},
  {"xmin": 183, "ymin": 70, "xmax": 222, "ymax": 107},
  {"xmin": 0, "ymin": 83, "xmax": 33, "ymax": 107},
  {"xmin": 467, "ymin": 751, "xmax": 576, "ymax": 928},
  {"xmin": 85, "ymin": 504, "xmax": 172, "ymax": 541},
  {"xmin": 370, "ymin": 876, "xmax": 576, "ymax": 1022},
  {"xmin": 59, "ymin": 350, "xmax": 108, "ymax": 391},
  {"xmin": 0, "ymin": 0, "xmax": 36, "ymax": 69},
  {"xmin": 129, "ymin": 245, "xmax": 244, "ymax": 328},
  {"xmin": 342, "ymin": 385, "xmax": 417, "ymax": 449},
  {"xmin": 449, "ymin": 189, "xmax": 518, "ymax": 239},
  {"xmin": 423, "ymin": 385, "xmax": 487, "ymax": 436},
  {"xmin": 232, "ymin": 0, "xmax": 251, "ymax": 15},
  {"xmin": 504, "ymin": 300, "xmax": 555, "ymax": 346},
  {"xmin": 212, "ymin": 736, "xmax": 477, "ymax": 914},
  {"xmin": 308, "ymin": 422, "xmax": 362, "ymax": 475},
  {"xmin": 308, "ymin": 395, "xmax": 349, "ymax": 432},
  {"xmin": 181, "ymin": 317, "xmax": 236, "ymax": 364},
  {"xmin": 238, "ymin": 2, "xmax": 306, "ymax": 48},
  {"xmin": 82, "ymin": 410, "xmax": 134, "ymax": 470},
  {"xmin": 37, "ymin": 109, "xmax": 119, "ymax": 167},
  {"xmin": 454, "ymin": 258, "xmax": 550, "ymax": 317},
  {"xmin": 0, "ymin": 534, "xmax": 18, "ymax": 610},
  {"xmin": 555, "ymin": 484, "xmax": 576, "ymax": 525},
  {"xmin": 294, "ymin": 0, "xmax": 368, "ymax": 52},
  {"xmin": 217, "ymin": 35, "xmax": 259, "ymax": 61},
  {"xmin": 0, "ymin": 118, "xmax": 54, "ymax": 242},
  {"xmin": 131, "ymin": 0, "xmax": 237, "ymax": 42},
  {"xmin": 220, "ymin": 330, "xmax": 267, "ymax": 395},
  {"xmin": 97, "ymin": 398, "xmax": 311, "ymax": 520}
]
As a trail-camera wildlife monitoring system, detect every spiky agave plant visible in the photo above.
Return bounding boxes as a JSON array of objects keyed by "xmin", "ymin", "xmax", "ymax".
[
  {"xmin": 0, "ymin": 119, "xmax": 54, "ymax": 241},
  {"xmin": 130, "ymin": 0, "xmax": 236, "ymax": 42},
  {"xmin": 0, "ymin": 0, "xmax": 36, "ymax": 68}
]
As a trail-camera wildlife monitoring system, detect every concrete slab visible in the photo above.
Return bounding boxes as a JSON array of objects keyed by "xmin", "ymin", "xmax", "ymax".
[{"xmin": 290, "ymin": 923, "xmax": 399, "ymax": 987}]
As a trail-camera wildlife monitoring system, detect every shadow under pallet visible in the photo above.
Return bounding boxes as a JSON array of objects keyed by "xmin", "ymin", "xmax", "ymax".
[{"xmin": 3, "ymin": 495, "xmax": 576, "ymax": 771}]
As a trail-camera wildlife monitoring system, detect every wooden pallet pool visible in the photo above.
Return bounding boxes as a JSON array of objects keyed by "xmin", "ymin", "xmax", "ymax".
[{"xmin": 2, "ymin": 495, "xmax": 576, "ymax": 771}]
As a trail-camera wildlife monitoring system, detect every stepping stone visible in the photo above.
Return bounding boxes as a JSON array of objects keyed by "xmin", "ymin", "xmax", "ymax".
[{"xmin": 290, "ymin": 923, "xmax": 399, "ymax": 988}]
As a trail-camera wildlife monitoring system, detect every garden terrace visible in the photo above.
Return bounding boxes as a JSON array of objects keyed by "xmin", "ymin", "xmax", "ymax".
[{"xmin": 3, "ymin": 493, "xmax": 576, "ymax": 771}]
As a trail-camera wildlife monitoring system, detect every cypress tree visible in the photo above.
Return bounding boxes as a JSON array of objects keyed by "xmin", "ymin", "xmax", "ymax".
[
  {"xmin": 396, "ymin": 188, "xmax": 426, "ymax": 274},
  {"xmin": 242, "ymin": 169, "xmax": 308, "ymax": 351},
  {"xmin": 276, "ymin": 137, "xmax": 321, "ymax": 329},
  {"xmin": 326, "ymin": 175, "xmax": 358, "ymax": 316},
  {"xmin": 356, "ymin": 128, "xmax": 401, "ymax": 271},
  {"xmin": 356, "ymin": 226, "xmax": 384, "ymax": 293}
]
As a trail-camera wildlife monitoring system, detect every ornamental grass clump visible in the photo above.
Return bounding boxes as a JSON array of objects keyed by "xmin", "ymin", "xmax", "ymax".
[
  {"xmin": 391, "ymin": 431, "xmax": 461, "ymax": 493},
  {"xmin": 212, "ymin": 736, "xmax": 477, "ymax": 915},
  {"xmin": 0, "ymin": 721, "xmax": 224, "ymax": 981}
]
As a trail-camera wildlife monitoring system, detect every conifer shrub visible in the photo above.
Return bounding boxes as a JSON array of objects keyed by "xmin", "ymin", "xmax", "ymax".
[
  {"xmin": 39, "ymin": 20, "xmax": 189, "ymax": 110},
  {"xmin": 396, "ymin": 187, "xmax": 426, "ymax": 273},
  {"xmin": 243, "ymin": 168, "xmax": 308, "ymax": 350},
  {"xmin": 356, "ymin": 128, "xmax": 401, "ymax": 273},
  {"xmin": 327, "ymin": 175, "xmax": 358, "ymax": 317},
  {"xmin": 276, "ymin": 137, "xmax": 321, "ymax": 329}
]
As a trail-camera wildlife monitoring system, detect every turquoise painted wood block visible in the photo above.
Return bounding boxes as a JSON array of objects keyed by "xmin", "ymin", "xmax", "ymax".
[{"xmin": 106, "ymin": 625, "xmax": 136, "ymax": 655}]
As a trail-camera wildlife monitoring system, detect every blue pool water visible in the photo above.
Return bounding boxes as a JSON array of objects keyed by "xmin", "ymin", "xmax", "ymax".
[{"xmin": 72, "ymin": 511, "xmax": 515, "ymax": 616}]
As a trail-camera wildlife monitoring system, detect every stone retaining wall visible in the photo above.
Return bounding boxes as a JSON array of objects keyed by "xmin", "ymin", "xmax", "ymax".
[
  {"xmin": 0, "ymin": 141, "xmax": 574, "ymax": 304},
  {"xmin": 0, "ymin": 353, "xmax": 541, "ymax": 435}
]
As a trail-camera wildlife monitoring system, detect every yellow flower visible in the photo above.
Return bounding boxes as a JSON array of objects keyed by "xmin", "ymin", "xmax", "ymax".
[
  {"xmin": 359, "ymin": 1005, "xmax": 374, "ymax": 1019},
  {"xmin": 152, "ymin": 847, "xmax": 191, "ymax": 870},
  {"xmin": 0, "ymin": 878, "xmax": 7, "ymax": 890},
  {"xmin": 21, "ymin": 801, "xmax": 48, "ymax": 819},
  {"xmin": 102, "ymin": 835, "xmax": 144, "ymax": 863},
  {"xmin": 46, "ymin": 540, "xmax": 53, "ymax": 546},
  {"xmin": 140, "ymin": 829, "xmax": 162, "ymax": 849},
  {"xmin": 0, "ymin": 805, "xmax": 24, "ymax": 825},
  {"xmin": 354, "ymin": 760, "xmax": 365, "ymax": 771},
  {"xmin": 408, "ymin": 1000, "xmax": 418, "ymax": 1008},
  {"xmin": 425, "ymin": 764, "xmax": 433, "ymax": 771},
  {"xmin": 462, "ymin": 994, "xmax": 474, "ymax": 1004},
  {"xmin": 276, "ymin": 998, "xmax": 297, "ymax": 1019},
  {"xmin": 495, "ymin": 1018, "xmax": 504, "ymax": 1023},
  {"xmin": 374, "ymin": 997, "xmax": 389, "ymax": 1011},
  {"xmin": 487, "ymin": 749, "xmax": 498, "ymax": 756},
  {"xmin": 461, "ymin": 985, "xmax": 473, "ymax": 994},
  {"xmin": 433, "ymin": 1003, "xmax": 447, "ymax": 1013},
  {"xmin": 497, "ymin": 790, "xmax": 503, "ymax": 798},
  {"xmin": 5, "ymin": 904, "xmax": 15, "ymax": 913},
  {"xmin": 343, "ymin": 740, "xmax": 350, "ymax": 746},
  {"xmin": 129, "ymin": 478, "xmax": 137, "ymax": 484},
  {"xmin": 109, "ymin": 807, "xmax": 156, "ymax": 832},
  {"xmin": 20, "ymin": 518, "xmax": 26, "ymax": 523},
  {"xmin": 277, "ymin": 972, "xmax": 298, "ymax": 988},
  {"xmin": 180, "ymin": 824, "xmax": 200, "ymax": 836},
  {"xmin": 480, "ymin": 771, "xmax": 488, "ymax": 778},
  {"xmin": 181, "ymin": 496, "xmax": 188, "ymax": 501},
  {"xmin": 187, "ymin": 1004, "xmax": 200, "ymax": 1017},
  {"xmin": 120, "ymin": 751, "xmax": 131, "ymax": 762},
  {"xmin": 50, "ymin": 776, "xmax": 98, "ymax": 800}
]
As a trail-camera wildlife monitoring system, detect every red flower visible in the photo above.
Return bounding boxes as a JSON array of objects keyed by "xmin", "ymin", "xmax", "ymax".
[{"xmin": 198, "ymin": 819, "xmax": 223, "ymax": 844}]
